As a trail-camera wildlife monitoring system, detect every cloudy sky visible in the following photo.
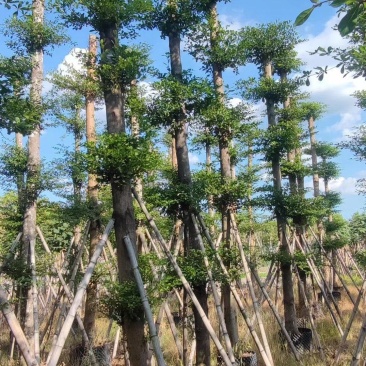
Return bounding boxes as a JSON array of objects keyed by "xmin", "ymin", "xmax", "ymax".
[{"xmin": 0, "ymin": 0, "xmax": 365, "ymax": 218}]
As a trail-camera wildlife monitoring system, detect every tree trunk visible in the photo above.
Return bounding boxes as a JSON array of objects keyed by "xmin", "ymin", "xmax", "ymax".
[
  {"xmin": 21, "ymin": 0, "xmax": 44, "ymax": 356},
  {"xmin": 84, "ymin": 34, "xmax": 99, "ymax": 345},
  {"xmin": 209, "ymin": 3, "xmax": 238, "ymax": 346},
  {"xmin": 265, "ymin": 62, "xmax": 298, "ymax": 334},
  {"xmin": 308, "ymin": 116, "xmax": 320, "ymax": 197},
  {"xmin": 99, "ymin": 24, "xmax": 147, "ymax": 365},
  {"xmin": 168, "ymin": 23, "xmax": 211, "ymax": 365}
]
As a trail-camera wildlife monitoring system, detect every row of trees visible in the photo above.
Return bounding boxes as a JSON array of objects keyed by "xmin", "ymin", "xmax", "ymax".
[{"xmin": 0, "ymin": 0, "xmax": 365, "ymax": 365}]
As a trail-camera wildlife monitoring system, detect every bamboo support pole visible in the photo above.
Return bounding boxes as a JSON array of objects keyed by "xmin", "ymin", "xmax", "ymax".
[
  {"xmin": 124, "ymin": 235, "xmax": 166, "ymax": 366},
  {"xmin": 196, "ymin": 213, "xmax": 301, "ymax": 363},
  {"xmin": 308, "ymin": 227, "xmax": 359, "ymax": 299},
  {"xmin": 292, "ymin": 233, "xmax": 344, "ymax": 336},
  {"xmin": 29, "ymin": 239, "xmax": 40, "ymax": 363},
  {"xmin": 195, "ymin": 213, "xmax": 274, "ymax": 366},
  {"xmin": 351, "ymin": 316, "xmax": 366, "ymax": 366},
  {"xmin": 335, "ymin": 277, "xmax": 366, "ymax": 365},
  {"xmin": 191, "ymin": 214, "xmax": 236, "ymax": 364},
  {"xmin": 132, "ymin": 187, "xmax": 235, "ymax": 366},
  {"xmin": 188, "ymin": 339, "xmax": 196, "ymax": 366},
  {"xmin": 141, "ymin": 234, "xmax": 184, "ymax": 360},
  {"xmin": 230, "ymin": 213, "xmax": 274, "ymax": 366},
  {"xmin": 112, "ymin": 327, "xmax": 120, "ymax": 359},
  {"xmin": 345, "ymin": 250, "xmax": 364, "ymax": 280},
  {"xmin": 46, "ymin": 219, "xmax": 114, "ymax": 366},
  {"xmin": 294, "ymin": 266, "xmax": 326, "ymax": 360},
  {"xmin": 299, "ymin": 233, "xmax": 344, "ymax": 321},
  {"xmin": 0, "ymin": 286, "xmax": 38, "ymax": 366},
  {"xmin": 36, "ymin": 226, "xmax": 95, "ymax": 352},
  {"xmin": 250, "ymin": 270, "xmax": 301, "ymax": 361}
]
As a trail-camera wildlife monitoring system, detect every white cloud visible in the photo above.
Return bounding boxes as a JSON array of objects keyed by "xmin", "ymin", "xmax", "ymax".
[
  {"xmin": 189, "ymin": 152, "xmax": 200, "ymax": 165},
  {"xmin": 57, "ymin": 48, "xmax": 87, "ymax": 75},
  {"xmin": 327, "ymin": 177, "xmax": 358, "ymax": 195},
  {"xmin": 330, "ymin": 111, "xmax": 363, "ymax": 138},
  {"xmin": 295, "ymin": 15, "xmax": 365, "ymax": 139},
  {"xmin": 219, "ymin": 14, "xmax": 246, "ymax": 30}
]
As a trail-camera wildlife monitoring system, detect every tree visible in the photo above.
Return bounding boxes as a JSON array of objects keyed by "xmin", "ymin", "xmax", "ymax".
[
  {"xmin": 238, "ymin": 21, "xmax": 303, "ymax": 334},
  {"xmin": 55, "ymin": 1, "xmax": 154, "ymax": 363}
]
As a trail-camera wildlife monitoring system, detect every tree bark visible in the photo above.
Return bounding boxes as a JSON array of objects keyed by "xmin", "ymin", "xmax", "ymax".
[
  {"xmin": 265, "ymin": 62, "xmax": 298, "ymax": 334},
  {"xmin": 99, "ymin": 24, "xmax": 147, "ymax": 365},
  {"xmin": 84, "ymin": 34, "xmax": 99, "ymax": 345},
  {"xmin": 209, "ymin": 3, "xmax": 238, "ymax": 346},
  {"xmin": 168, "ymin": 15, "xmax": 211, "ymax": 363},
  {"xmin": 21, "ymin": 0, "xmax": 44, "ymax": 356}
]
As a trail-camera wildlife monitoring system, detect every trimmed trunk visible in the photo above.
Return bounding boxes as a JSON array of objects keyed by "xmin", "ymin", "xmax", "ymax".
[
  {"xmin": 16, "ymin": 133, "xmax": 25, "ymax": 216},
  {"xmin": 265, "ymin": 62, "xmax": 298, "ymax": 334},
  {"xmin": 99, "ymin": 25, "xmax": 147, "ymax": 365},
  {"xmin": 84, "ymin": 34, "xmax": 99, "ymax": 344},
  {"xmin": 168, "ymin": 21, "xmax": 211, "ymax": 365},
  {"xmin": 209, "ymin": 3, "xmax": 238, "ymax": 346},
  {"xmin": 21, "ymin": 0, "xmax": 44, "ymax": 356},
  {"xmin": 308, "ymin": 116, "xmax": 320, "ymax": 197}
]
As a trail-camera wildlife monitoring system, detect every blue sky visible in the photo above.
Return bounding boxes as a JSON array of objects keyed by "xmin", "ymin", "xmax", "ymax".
[{"xmin": 0, "ymin": 0, "xmax": 365, "ymax": 219}]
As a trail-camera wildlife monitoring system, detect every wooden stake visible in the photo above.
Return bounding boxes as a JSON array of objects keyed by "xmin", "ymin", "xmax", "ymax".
[
  {"xmin": 191, "ymin": 214, "xmax": 236, "ymax": 364},
  {"xmin": 230, "ymin": 213, "xmax": 274, "ymax": 366},
  {"xmin": 132, "ymin": 187, "xmax": 235, "ymax": 366},
  {"xmin": 0, "ymin": 286, "xmax": 38, "ymax": 366},
  {"xmin": 124, "ymin": 235, "xmax": 166, "ymax": 366},
  {"xmin": 46, "ymin": 219, "xmax": 114, "ymax": 366}
]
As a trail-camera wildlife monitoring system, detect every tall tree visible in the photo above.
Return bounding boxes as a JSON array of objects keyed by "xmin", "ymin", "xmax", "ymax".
[
  {"xmin": 56, "ymin": 1, "xmax": 153, "ymax": 363},
  {"xmin": 239, "ymin": 22, "xmax": 302, "ymax": 334}
]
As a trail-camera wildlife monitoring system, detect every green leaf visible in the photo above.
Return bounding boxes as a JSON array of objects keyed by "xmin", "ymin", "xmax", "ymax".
[
  {"xmin": 338, "ymin": 6, "xmax": 361, "ymax": 36},
  {"xmin": 330, "ymin": 0, "xmax": 346, "ymax": 7},
  {"xmin": 294, "ymin": 7, "xmax": 315, "ymax": 26}
]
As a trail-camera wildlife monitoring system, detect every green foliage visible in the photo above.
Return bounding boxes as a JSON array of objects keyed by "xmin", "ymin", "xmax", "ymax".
[
  {"xmin": 238, "ymin": 21, "xmax": 303, "ymax": 69},
  {"xmin": 87, "ymin": 133, "xmax": 161, "ymax": 186},
  {"xmin": 240, "ymin": 77, "xmax": 300, "ymax": 104},
  {"xmin": 261, "ymin": 120, "xmax": 302, "ymax": 161},
  {"xmin": 193, "ymin": 169, "xmax": 251, "ymax": 211},
  {"xmin": 186, "ymin": 21, "xmax": 243, "ymax": 73},
  {"xmin": 143, "ymin": 165, "xmax": 202, "ymax": 216},
  {"xmin": 341, "ymin": 125, "xmax": 366, "ymax": 162},
  {"xmin": 99, "ymin": 44, "xmax": 151, "ymax": 89},
  {"xmin": 148, "ymin": 73, "xmax": 211, "ymax": 129},
  {"xmin": 55, "ymin": 0, "xmax": 152, "ymax": 35},
  {"xmin": 323, "ymin": 214, "xmax": 350, "ymax": 250},
  {"xmin": 0, "ymin": 56, "xmax": 42, "ymax": 134},
  {"xmin": 5, "ymin": 16, "xmax": 67, "ymax": 55},
  {"xmin": 298, "ymin": 101, "xmax": 326, "ymax": 121},
  {"xmin": 102, "ymin": 280, "xmax": 144, "ymax": 323},
  {"xmin": 355, "ymin": 250, "xmax": 366, "ymax": 268},
  {"xmin": 0, "ymin": 144, "xmax": 27, "ymax": 185},
  {"xmin": 349, "ymin": 212, "xmax": 366, "ymax": 245},
  {"xmin": 294, "ymin": 7, "xmax": 315, "ymax": 26},
  {"xmin": 262, "ymin": 186, "xmax": 328, "ymax": 223}
]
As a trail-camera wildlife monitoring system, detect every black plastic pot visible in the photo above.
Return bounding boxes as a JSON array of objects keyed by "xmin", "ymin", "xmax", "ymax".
[
  {"xmin": 332, "ymin": 291, "xmax": 341, "ymax": 302},
  {"xmin": 292, "ymin": 327, "xmax": 312, "ymax": 353},
  {"xmin": 238, "ymin": 351, "xmax": 257, "ymax": 366}
]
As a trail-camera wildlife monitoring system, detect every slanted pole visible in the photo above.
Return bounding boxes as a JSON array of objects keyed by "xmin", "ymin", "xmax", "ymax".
[
  {"xmin": 124, "ymin": 235, "xmax": 166, "ymax": 366},
  {"xmin": 335, "ymin": 276, "xmax": 366, "ymax": 365},
  {"xmin": 191, "ymin": 214, "xmax": 236, "ymax": 364},
  {"xmin": 197, "ymin": 213, "xmax": 300, "ymax": 363},
  {"xmin": 47, "ymin": 219, "xmax": 114, "ymax": 366},
  {"xmin": 0, "ymin": 286, "xmax": 38, "ymax": 366},
  {"xmin": 230, "ymin": 212, "xmax": 274, "ymax": 365},
  {"xmin": 132, "ymin": 187, "xmax": 234, "ymax": 366}
]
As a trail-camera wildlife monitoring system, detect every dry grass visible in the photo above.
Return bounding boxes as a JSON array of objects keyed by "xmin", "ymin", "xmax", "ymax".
[{"xmin": 1, "ymin": 282, "xmax": 365, "ymax": 365}]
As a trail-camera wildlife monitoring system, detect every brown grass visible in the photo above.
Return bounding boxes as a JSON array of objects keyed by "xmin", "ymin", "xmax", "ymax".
[{"xmin": 1, "ymin": 282, "xmax": 365, "ymax": 365}]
